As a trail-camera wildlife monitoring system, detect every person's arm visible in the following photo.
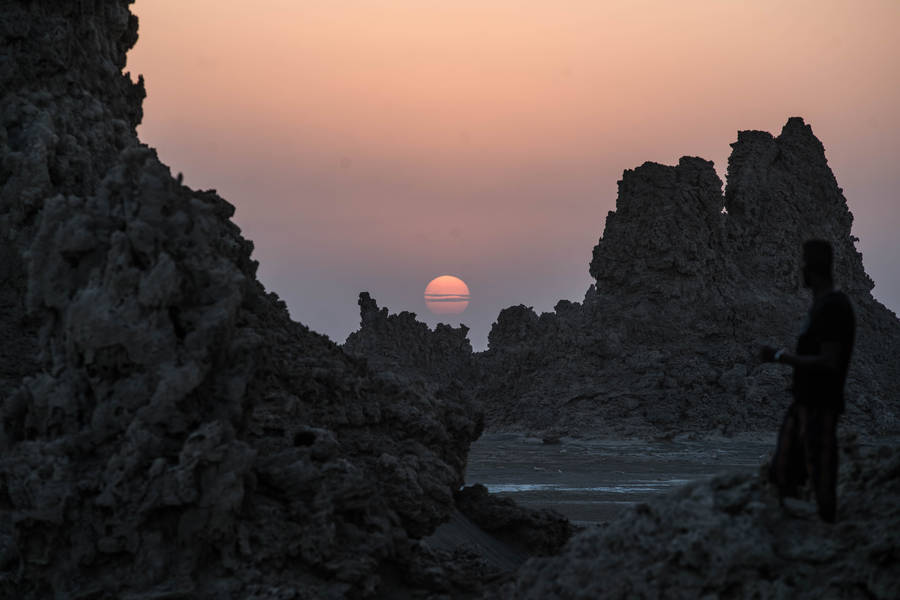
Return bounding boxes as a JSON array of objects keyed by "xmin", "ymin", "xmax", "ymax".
[
  {"xmin": 763, "ymin": 341, "xmax": 842, "ymax": 372},
  {"xmin": 761, "ymin": 299, "xmax": 848, "ymax": 372}
]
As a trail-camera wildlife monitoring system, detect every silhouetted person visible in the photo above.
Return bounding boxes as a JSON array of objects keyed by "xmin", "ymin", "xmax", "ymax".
[{"xmin": 761, "ymin": 239, "xmax": 855, "ymax": 523}]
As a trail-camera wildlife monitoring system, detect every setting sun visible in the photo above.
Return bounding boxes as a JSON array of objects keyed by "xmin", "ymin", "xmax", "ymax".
[{"xmin": 424, "ymin": 275, "xmax": 470, "ymax": 315}]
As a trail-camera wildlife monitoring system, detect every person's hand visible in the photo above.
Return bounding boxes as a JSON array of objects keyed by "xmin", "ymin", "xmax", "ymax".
[{"xmin": 760, "ymin": 345, "xmax": 777, "ymax": 362}]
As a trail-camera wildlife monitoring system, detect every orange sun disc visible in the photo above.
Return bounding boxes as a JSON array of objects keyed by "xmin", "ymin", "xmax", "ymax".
[{"xmin": 424, "ymin": 275, "xmax": 470, "ymax": 315}]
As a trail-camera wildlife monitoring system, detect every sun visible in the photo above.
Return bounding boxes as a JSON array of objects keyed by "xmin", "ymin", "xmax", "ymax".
[{"xmin": 424, "ymin": 275, "xmax": 470, "ymax": 315}]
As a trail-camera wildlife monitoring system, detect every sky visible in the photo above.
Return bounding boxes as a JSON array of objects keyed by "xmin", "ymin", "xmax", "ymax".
[{"xmin": 127, "ymin": 0, "xmax": 900, "ymax": 350}]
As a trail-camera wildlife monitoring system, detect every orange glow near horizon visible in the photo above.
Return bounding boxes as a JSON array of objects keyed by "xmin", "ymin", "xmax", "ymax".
[{"xmin": 128, "ymin": 0, "xmax": 900, "ymax": 347}]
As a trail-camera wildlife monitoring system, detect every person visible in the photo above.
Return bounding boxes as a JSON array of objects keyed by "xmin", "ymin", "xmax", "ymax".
[{"xmin": 761, "ymin": 239, "xmax": 855, "ymax": 523}]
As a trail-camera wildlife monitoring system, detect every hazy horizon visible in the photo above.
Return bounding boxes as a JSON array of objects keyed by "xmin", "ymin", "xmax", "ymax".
[{"xmin": 128, "ymin": 1, "xmax": 900, "ymax": 350}]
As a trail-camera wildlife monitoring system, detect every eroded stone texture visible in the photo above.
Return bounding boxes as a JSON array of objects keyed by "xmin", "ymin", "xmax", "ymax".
[
  {"xmin": 0, "ymin": 2, "xmax": 484, "ymax": 597},
  {"xmin": 345, "ymin": 292, "xmax": 477, "ymax": 388},
  {"xmin": 502, "ymin": 441, "xmax": 900, "ymax": 599},
  {"xmin": 478, "ymin": 119, "xmax": 900, "ymax": 437},
  {"xmin": 454, "ymin": 484, "xmax": 573, "ymax": 557}
]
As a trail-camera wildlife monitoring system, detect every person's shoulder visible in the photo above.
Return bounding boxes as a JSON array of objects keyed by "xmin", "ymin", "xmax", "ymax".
[{"xmin": 824, "ymin": 290, "xmax": 855, "ymax": 319}]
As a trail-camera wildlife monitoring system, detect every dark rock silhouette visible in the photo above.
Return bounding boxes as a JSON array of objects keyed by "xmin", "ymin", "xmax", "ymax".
[
  {"xmin": 345, "ymin": 291, "xmax": 477, "ymax": 388},
  {"xmin": 477, "ymin": 119, "xmax": 900, "ymax": 437},
  {"xmin": 347, "ymin": 121, "xmax": 899, "ymax": 438},
  {"xmin": 0, "ymin": 2, "xmax": 487, "ymax": 597}
]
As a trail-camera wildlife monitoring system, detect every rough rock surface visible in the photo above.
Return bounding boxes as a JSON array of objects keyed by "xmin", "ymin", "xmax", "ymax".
[
  {"xmin": 345, "ymin": 292, "xmax": 477, "ymax": 390},
  {"xmin": 454, "ymin": 484, "xmax": 573, "ymax": 557},
  {"xmin": 0, "ymin": 2, "xmax": 486, "ymax": 597},
  {"xmin": 477, "ymin": 121, "xmax": 900, "ymax": 437},
  {"xmin": 403, "ymin": 485, "xmax": 575, "ymax": 600},
  {"xmin": 501, "ymin": 439, "xmax": 900, "ymax": 599}
]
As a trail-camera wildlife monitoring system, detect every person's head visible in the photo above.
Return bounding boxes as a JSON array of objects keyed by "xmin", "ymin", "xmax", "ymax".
[{"xmin": 802, "ymin": 239, "xmax": 834, "ymax": 288}]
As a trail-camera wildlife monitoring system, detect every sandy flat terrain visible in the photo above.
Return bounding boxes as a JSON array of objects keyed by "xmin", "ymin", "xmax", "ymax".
[{"xmin": 464, "ymin": 432, "xmax": 773, "ymax": 524}]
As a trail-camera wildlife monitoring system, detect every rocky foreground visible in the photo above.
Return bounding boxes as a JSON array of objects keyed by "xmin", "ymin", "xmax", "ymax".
[{"xmin": 500, "ymin": 439, "xmax": 900, "ymax": 600}]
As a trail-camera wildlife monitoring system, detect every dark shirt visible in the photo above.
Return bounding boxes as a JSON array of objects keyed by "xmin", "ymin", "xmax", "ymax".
[{"xmin": 792, "ymin": 290, "xmax": 855, "ymax": 412}]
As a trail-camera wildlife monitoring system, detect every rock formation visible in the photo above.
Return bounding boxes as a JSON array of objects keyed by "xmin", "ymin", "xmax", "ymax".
[
  {"xmin": 477, "ymin": 120, "xmax": 900, "ymax": 437},
  {"xmin": 345, "ymin": 121, "xmax": 899, "ymax": 438},
  {"xmin": 453, "ymin": 484, "xmax": 573, "ymax": 557},
  {"xmin": 502, "ymin": 439, "xmax": 900, "ymax": 599},
  {"xmin": 344, "ymin": 292, "xmax": 477, "ymax": 389},
  {"xmin": 0, "ymin": 2, "xmax": 489, "ymax": 597}
]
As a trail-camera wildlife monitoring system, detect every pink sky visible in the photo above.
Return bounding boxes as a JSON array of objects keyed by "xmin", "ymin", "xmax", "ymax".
[{"xmin": 128, "ymin": 0, "xmax": 900, "ymax": 348}]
